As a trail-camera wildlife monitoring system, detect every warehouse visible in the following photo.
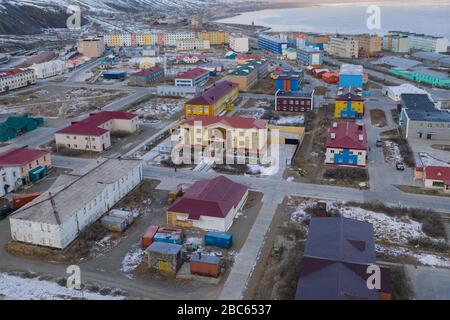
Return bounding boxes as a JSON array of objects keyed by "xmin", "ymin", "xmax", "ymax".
[
  {"xmin": 9, "ymin": 158, "xmax": 143, "ymax": 249},
  {"xmin": 167, "ymin": 176, "xmax": 248, "ymax": 232},
  {"xmin": 30, "ymin": 60, "xmax": 68, "ymax": 79},
  {"xmin": 381, "ymin": 83, "xmax": 427, "ymax": 101},
  {"xmin": 128, "ymin": 67, "xmax": 164, "ymax": 87},
  {"xmin": 325, "ymin": 121, "xmax": 368, "ymax": 167},
  {"xmin": 184, "ymin": 80, "xmax": 239, "ymax": 117},
  {"xmin": 175, "ymin": 68, "xmax": 209, "ymax": 87}
]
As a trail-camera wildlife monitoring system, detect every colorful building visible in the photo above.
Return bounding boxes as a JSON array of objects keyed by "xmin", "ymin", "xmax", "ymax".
[
  {"xmin": 197, "ymin": 31, "xmax": 229, "ymax": 45},
  {"xmin": 297, "ymin": 46, "xmax": 323, "ymax": 66},
  {"xmin": 229, "ymin": 34, "xmax": 249, "ymax": 53},
  {"xmin": 339, "ymin": 64, "xmax": 364, "ymax": 88},
  {"xmin": 167, "ymin": 176, "xmax": 248, "ymax": 231},
  {"xmin": 184, "ymin": 81, "xmax": 239, "ymax": 117},
  {"xmin": 325, "ymin": 121, "xmax": 367, "ymax": 167},
  {"xmin": 275, "ymin": 91, "xmax": 313, "ymax": 113},
  {"xmin": 77, "ymin": 37, "xmax": 105, "ymax": 58},
  {"xmin": 175, "ymin": 67, "xmax": 209, "ymax": 87},
  {"xmin": 128, "ymin": 67, "xmax": 164, "ymax": 87},
  {"xmin": 275, "ymin": 70, "xmax": 303, "ymax": 92},
  {"xmin": 176, "ymin": 39, "xmax": 210, "ymax": 51},
  {"xmin": 224, "ymin": 63, "xmax": 258, "ymax": 92},
  {"xmin": 390, "ymin": 67, "xmax": 450, "ymax": 88},
  {"xmin": 0, "ymin": 116, "xmax": 43, "ymax": 142},
  {"xmin": 334, "ymin": 89, "xmax": 365, "ymax": 119},
  {"xmin": 387, "ymin": 31, "xmax": 448, "ymax": 53},
  {"xmin": 358, "ymin": 34, "xmax": 382, "ymax": 57},
  {"xmin": 382, "ymin": 34, "xmax": 410, "ymax": 53},
  {"xmin": 257, "ymin": 34, "xmax": 288, "ymax": 54}
]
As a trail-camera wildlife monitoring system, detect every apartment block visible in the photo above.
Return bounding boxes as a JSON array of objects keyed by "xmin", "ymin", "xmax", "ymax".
[{"xmin": 327, "ymin": 37, "xmax": 359, "ymax": 58}]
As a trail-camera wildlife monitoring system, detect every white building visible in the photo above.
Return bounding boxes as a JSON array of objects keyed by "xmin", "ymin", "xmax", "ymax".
[
  {"xmin": 390, "ymin": 31, "xmax": 448, "ymax": 53},
  {"xmin": 327, "ymin": 37, "xmax": 359, "ymax": 58},
  {"xmin": 0, "ymin": 166, "xmax": 22, "ymax": 197},
  {"xmin": 0, "ymin": 68, "xmax": 37, "ymax": 93},
  {"xmin": 382, "ymin": 83, "xmax": 428, "ymax": 101},
  {"xmin": 30, "ymin": 60, "xmax": 68, "ymax": 79},
  {"xmin": 229, "ymin": 34, "xmax": 249, "ymax": 53},
  {"xmin": 164, "ymin": 31, "xmax": 196, "ymax": 47},
  {"xmin": 176, "ymin": 39, "xmax": 210, "ymax": 51},
  {"xmin": 9, "ymin": 158, "xmax": 143, "ymax": 249}
]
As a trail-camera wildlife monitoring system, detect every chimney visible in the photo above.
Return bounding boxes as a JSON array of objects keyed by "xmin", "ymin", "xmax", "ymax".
[
  {"xmin": 331, "ymin": 133, "xmax": 336, "ymax": 139},
  {"xmin": 358, "ymin": 134, "xmax": 364, "ymax": 141},
  {"xmin": 332, "ymin": 122, "xmax": 338, "ymax": 128}
]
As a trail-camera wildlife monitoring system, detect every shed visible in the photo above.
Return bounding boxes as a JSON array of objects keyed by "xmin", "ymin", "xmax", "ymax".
[
  {"xmin": 146, "ymin": 242, "xmax": 183, "ymax": 274},
  {"xmin": 190, "ymin": 254, "xmax": 223, "ymax": 277}
]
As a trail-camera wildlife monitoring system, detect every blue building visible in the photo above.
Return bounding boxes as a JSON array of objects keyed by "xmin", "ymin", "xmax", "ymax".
[
  {"xmin": 257, "ymin": 34, "xmax": 288, "ymax": 54},
  {"xmin": 275, "ymin": 70, "xmax": 303, "ymax": 92},
  {"xmin": 297, "ymin": 46, "xmax": 323, "ymax": 66},
  {"xmin": 338, "ymin": 64, "xmax": 364, "ymax": 88}
]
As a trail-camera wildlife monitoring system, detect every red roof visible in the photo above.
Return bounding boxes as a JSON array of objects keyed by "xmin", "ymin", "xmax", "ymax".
[
  {"xmin": 185, "ymin": 81, "xmax": 237, "ymax": 106},
  {"xmin": 0, "ymin": 146, "xmax": 49, "ymax": 166},
  {"xmin": 424, "ymin": 166, "xmax": 450, "ymax": 183},
  {"xmin": 237, "ymin": 54, "xmax": 265, "ymax": 61},
  {"xmin": 326, "ymin": 121, "xmax": 367, "ymax": 150},
  {"xmin": 168, "ymin": 176, "xmax": 248, "ymax": 219},
  {"xmin": 184, "ymin": 115, "xmax": 268, "ymax": 129},
  {"xmin": 56, "ymin": 111, "xmax": 136, "ymax": 136},
  {"xmin": 131, "ymin": 66, "xmax": 162, "ymax": 77},
  {"xmin": 0, "ymin": 68, "xmax": 32, "ymax": 78},
  {"xmin": 176, "ymin": 67, "xmax": 208, "ymax": 80}
]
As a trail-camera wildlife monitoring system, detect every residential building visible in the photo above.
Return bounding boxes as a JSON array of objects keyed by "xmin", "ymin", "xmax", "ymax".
[
  {"xmin": 184, "ymin": 80, "xmax": 239, "ymax": 117},
  {"xmin": 275, "ymin": 91, "xmax": 313, "ymax": 113},
  {"xmin": 77, "ymin": 37, "xmax": 105, "ymax": 58},
  {"xmin": 382, "ymin": 34, "xmax": 410, "ymax": 53},
  {"xmin": 358, "ymin": 34, "xmax": 382, "ymax": 57},
  {"xmin": 381, "ymin": 84, "xmax": 428, "ymax": 101},
  {"xmin": 0, "ymin": 165, "xmax": 21, "ymax": 197},
  {"xmin": 0, "ymin": 68, "xmax": 37, "ymax": 93},
  {"xmin": 250, "ymin": 58, "xmax": 269, "ymax": 80},
  {"xmin": 30, "ymin": 60, "xmax": 68, "ymax": 79},
  {"xmin": 0, "ymin": 116, "xmax": 43, "ymax": 142},
  {"xmin": 229, "ymin": 34, "xmax": 249, "ymax": 53},
  {"xmin": 9, "ymin": 158, "xmax": 143, "ymax": 249},
  {"xmin": 175, "ymin": 67, "xmax": 209, "ymax": 87},
  {"xmin": 257, "ymin": 34, "xmax": 288, "ymax": 54},
  {"xmin": 197, "ymin": 31, "xmax": 229, "ymax": 45},
  {"xmin": 167, "ymin": 176, "xmax": 248, "ymax": 231},
  {"xmin": 388, "ymin": 31, "xmax": 448, "ymax": 53},
  {"xmin": 191, "ymin": 16, "xmax": 203, "ymax": 29},
  {"xmin": 0, "ymin": 146, "xmax": 51, "ymax": 185},
  {"xmin": 179, "ymin": 116, "xmax": 268, "ymax": 157},
  {"xmin": 399, "ymin": 94, "xmax": 450, "ymax": 140},
  {"xmin": 19, "ymin": 51, "xmax": 57, "ymax": 68},
  {"xmin": 325, "ymin": 121, "xmax": 368, "ymax": 167},
  {"xmin": 304, "ymin": 33, "xmax": 329, "ymax": 50},
  {"xmin": 236, "ymin": 53, "xmax": 265, "ymax": 64},
  {"xmin": 275, "ymin": 70, "xmax": 303, "ymax": 92},
  {"xmin": 327, "ymin": 37, "xmax": 359, "ymax": 58},
  {"xmin": 176, "ymin": 39, "xmax": 210, "ymax": 51},
  {"xmin": 224, "ymin": 62, "xmax": 258, "ymax": 92},
  {"xmin": 297, "ymin": 46, "xmax": 323, "ymax": 66},
  {"xmin": 55, "ymin": 111, "xmax": 139, "ymax": 152},
  {"xmin": 420, "ymin": 166, "xmax": 450, "ymax": 193},
  {"xmin": 128, "ymin": 67, "xmax": 164, "ymax": 87},
  {"xmin": 296, "ymin": 217, "xmax": 391, "ymax": 300},
  {"xmin": 164, "ymin": 31, "xmax": 196, "ymax": 46},
  {"xmin": 339, "ymin": 64, "xmax": 364, "ymax": 88},
  {"xmin": 175, "ymin": 53, "xmax": 208, "ymax": 64},
  {"xmin": 335, "ymin": 88, "xmax": 365, "ymax": 119}
]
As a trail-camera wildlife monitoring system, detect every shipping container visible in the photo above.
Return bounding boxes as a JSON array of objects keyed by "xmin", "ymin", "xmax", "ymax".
[
  {"xmin": 204, "ymin": 231, "xmax": 233, "ymax": 249},
  {"xmin": 101, "ymin": 215, "xmax": 127, "ymax": 232},
  {"xmin": 146, "ymin": 242, "xmax": 183, "ymax": 274},
  {"xmin": 190, "ymin": 253, "xmax": 222, "ymax": 277},
  {"xmin": 12, "ymin": 192, "xmax": 41, "ymax": 210},
  {"xmin": 158, "ymin": 227, "xmax": 184, "ymax": 238},
  {"xmin": 141, "ymin": 225, "xmax": 159, "ymax": 249},
  {"xmin": 322, "ymin": 72, "xmax": 339, "ymax": 84},
  {"xmin": 109, "ymin": 209, "xmax": 134, "ymax": 225},
  {"xmin": 153, "ymin": 232, "xmax": 182, "ymax": 245}
]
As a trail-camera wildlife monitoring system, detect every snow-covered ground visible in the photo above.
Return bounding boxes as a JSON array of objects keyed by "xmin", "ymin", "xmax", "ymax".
[
  {"xmin": 121, "ymin": 243, "xmax": 145, "ymax": 275},
  {"xmin": 290, "ymin": 199, "xmax": 450, "ymax": 268},
  {"xmin": 0, "ymin": 273, "xmax": 126, "ymax": 300},
  {"xmin": 274, "ymin": 115, "xmax": 304, "ymax": 126},
  {"xmin": 418, "ymin": 152, "xmax": 450, "ymax": 167},
  {"xmin": 384, "ymin": 140, "xmax": 403, "ymax": 164}
]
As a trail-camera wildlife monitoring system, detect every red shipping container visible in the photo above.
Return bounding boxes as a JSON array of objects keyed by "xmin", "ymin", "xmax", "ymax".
[
  {"xmin": 190, "ymin": 255, "xmax": 222, "ymax": 278},
  {"xmin": 158, "ymin": 227, "xmax": 184, "ymax": 238},
  {"xmin": 141, "ymin": 225, "xmax": 159, "ymax": 249},
  {"xmin": 12, "ymin": 192, "xmax": 41, "ymax": 210}
]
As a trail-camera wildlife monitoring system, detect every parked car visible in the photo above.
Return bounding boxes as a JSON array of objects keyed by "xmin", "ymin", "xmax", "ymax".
[
  {"xmin": 0, "ymin": 203, "xmax": 13, "ymax": 220},
  {"xmin": 376, "ymin": 140, "xmax": 383, "ymax": 147},
  {"xmin": 396, "ymin": 162, "xmax": 405, "ymax": 171}
]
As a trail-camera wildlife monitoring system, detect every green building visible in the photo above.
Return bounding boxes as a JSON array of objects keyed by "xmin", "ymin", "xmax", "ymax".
[
  {"xmin": 0, "ymin": 116, "xmax": 44, "ymax": 142},
  {"xmin": 390, "ymin": 67, "xmax": 450, "ymax": 88}
]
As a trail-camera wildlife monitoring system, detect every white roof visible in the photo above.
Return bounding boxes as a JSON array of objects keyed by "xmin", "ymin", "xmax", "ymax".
[
  {"xmin": 10, "ymin": 158, "xmax": 142, "ymax": 225},
  {"xmin": 339, "ymin": 64, "xmax": 364, "ymax": 75},
  {"xmin": 385, "ymin": 83, "xmax": 427, "ymax": 96}
]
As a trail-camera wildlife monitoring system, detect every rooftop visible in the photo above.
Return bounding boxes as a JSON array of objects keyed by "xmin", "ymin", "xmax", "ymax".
[
  {"xmin": 185, "ymin": 80, "xmax": 237, "ymax": 106},
  {"xmin": 0, "ymin": 146, "xmax": 49, "ymax": 166},
  {"xmin": 339, "ymin": 64, "xmax": 364, "ymax": 76},
  {"xmin": 0, "ymin": 68, "xmax": 32, "ymax": 78},
  {"xmin": 326, "ymin": 121, "xmax": 367, "ymax": 150},
  {"xmin": 168, "ymin": 176, "xmax": 248, "ymax": 219},
  {"xmin": 131, "ymin": 66, "xmax": 162, "ymax": 77},
  {"xmin": 10, "ymin": 158, "xmax": 142, "ymax": 225},
  {"xmin": 147, "ymin": 242, "xmax": 182, "ymax": 255},
  {"xmin": 176, "ymin": 67, "xmax": 209, "ymax": 80},
  {"xmin": 184, "ymin": 115, "xmax": 268, "ymax": 129},
  {"xmin": 373, "ymin": 56, "xmax": 423, "ymax": 69}
]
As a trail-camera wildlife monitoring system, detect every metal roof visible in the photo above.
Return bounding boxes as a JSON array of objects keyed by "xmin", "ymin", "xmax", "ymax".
[{"xmin": 373, "ymin": 56, "xmax": 423, "ymax": 69}]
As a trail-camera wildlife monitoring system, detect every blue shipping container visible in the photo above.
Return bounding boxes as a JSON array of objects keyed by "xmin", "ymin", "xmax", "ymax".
[
  {"xmin": 204, "ymin": 232, "xmax": 233, "ymax": 249},
  {"xmin": 153, "ymin": 232, "xmax": 182, "ymax": 245}
]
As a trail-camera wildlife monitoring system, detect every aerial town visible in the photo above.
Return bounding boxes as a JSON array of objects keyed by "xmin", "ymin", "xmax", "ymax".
[{"xmin": 0, "ymin": 0, "xmax": 450, "ymax": 303}]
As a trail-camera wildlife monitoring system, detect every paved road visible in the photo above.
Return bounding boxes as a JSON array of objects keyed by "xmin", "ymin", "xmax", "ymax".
[{"xmin": 405, "ymin": 265, "xmax": 450, "ymax": 300}]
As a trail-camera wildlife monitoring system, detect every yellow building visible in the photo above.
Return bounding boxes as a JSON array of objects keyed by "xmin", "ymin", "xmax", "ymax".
[
  {"xmin": 137, "ymin": 34, "xmax": 153, "ymax": 46},
  {"xmin": 197, "ymin": 31, "xmax": 229, "ymax": 45},
  {"xmin": 334, "ymin": 90, "xmax": 365, "ymax": 119},
  {"xmin": 184, "ymin": 80, "xmax": 239, "ymax": 117}
]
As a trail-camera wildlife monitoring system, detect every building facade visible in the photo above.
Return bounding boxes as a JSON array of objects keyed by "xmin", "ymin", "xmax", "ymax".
[
  {"xmin": 388, "ymin": 31, "xmax": 448, "ymax": 53},
  {"xmin": 176, "ymin": 39, "xmax": 210, "ymax": 51},
  {"xmin": 325, "ymin": 121, "xmax": 368, "ymax": 167},
  {"xmin": 327, "ymin": 37, "xmax": 359, "ymax": 58},
  {"xmin": 229, "ymin": 34, "xmax": 249, "ymax": 53},
  {"xmin": 297, "ymin": 46, "xmax": 323, "ymax": 66},
  {"xmin": 224, "ymin": 63, "xmax": 258, "ymax": 92},
  {"xmin": 358, "ymin": 34, "xmax": 382, "ymax": 57},
  {"xmin": 339, "ymin": 64, "xmax": 364, "ymax": 88},
  {"xmin": 30, "ymin": 60, "xmax": 68, "ymax": 79},
  {"xmin": 128, "ymin": 67, "xmax": 164, "ymax": 87},
  {"xmin": 77, "ymin": 37, "xmax": 105, "ymax": 58},
  {"xmin": 9, "ymin": 158, "xmax": 143, "ymax": 249},
  {"xmin": 335, "ymin": 90, "xmax": 365, "ymax": 119},
  {"xmin": 175, "ymin": 68, "xmax": 209, "ymax": 87},
  {"xmin": 197, "ymin": 31, "xmax": 229, "ymax": 45},
  {"xmin": 257, "ymin": 34, "xmax": 288, "ymax": 54},
  {"xmin": 0, "ymin": 68, "xmax": 37, "ymax": 93},
  {"xmin": 382, "ymin": 34, "xmax": 410, "ymax": 53},
  {"xmin": 184, "ymin": 80, "xmax": 239, "ymax": 117}
]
